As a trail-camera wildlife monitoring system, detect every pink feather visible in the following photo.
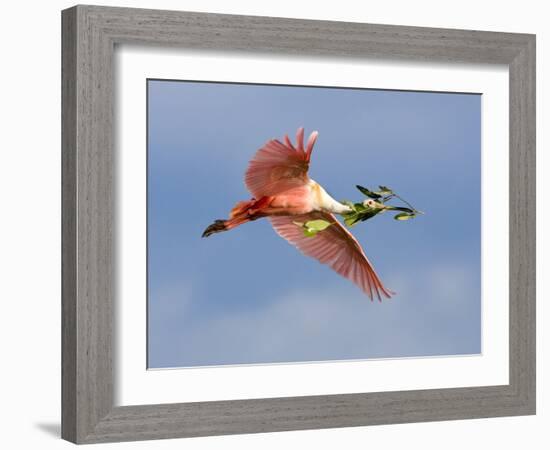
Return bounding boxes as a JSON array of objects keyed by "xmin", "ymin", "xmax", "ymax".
[{"xmin": 270, "ymin": 212, "xmax": 393, "ymax": 301}]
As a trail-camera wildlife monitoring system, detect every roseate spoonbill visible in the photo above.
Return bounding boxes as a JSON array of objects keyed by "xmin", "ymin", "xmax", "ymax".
[{"xmin": 202, "ymin": 127, "xmax": 395, "ymax": 301}]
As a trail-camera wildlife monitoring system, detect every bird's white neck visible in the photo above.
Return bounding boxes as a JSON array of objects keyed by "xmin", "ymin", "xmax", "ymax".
[{"xmin": 309, "ymin": 180, "xmax": 353, "ymax": 215}]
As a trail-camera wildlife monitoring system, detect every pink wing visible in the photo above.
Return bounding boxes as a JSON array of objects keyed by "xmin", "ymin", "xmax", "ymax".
[
  {"xmin": 245, "ymin": 127, "xmax": 318, "ymax": 198},
  {"xmin": 270, "ymin": 212, "xmax": 393, "ymax": 301}
]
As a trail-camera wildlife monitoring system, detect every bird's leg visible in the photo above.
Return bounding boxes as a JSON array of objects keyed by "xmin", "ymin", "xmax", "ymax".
[
  {"xmin": 202, "ymin": 220, "xmax": 228, "ymax": 238},
  {"xmin": 202, "ymin": 197, "xmax": 272, "ymax": 237}
]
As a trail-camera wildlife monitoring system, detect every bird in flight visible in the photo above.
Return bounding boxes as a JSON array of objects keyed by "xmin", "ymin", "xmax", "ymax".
[{"xmin": 202, "ymin": 127, "xmax": 413, "ymax": 301}]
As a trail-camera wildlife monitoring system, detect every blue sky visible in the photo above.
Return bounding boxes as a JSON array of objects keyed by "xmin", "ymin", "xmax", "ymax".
[{"xmin": 147, "ymin": 79, "xmax": 481, "ymax": 368}]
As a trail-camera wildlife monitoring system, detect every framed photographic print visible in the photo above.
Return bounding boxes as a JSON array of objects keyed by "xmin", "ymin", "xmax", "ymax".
[{"xmin": 61, "ymin": 5, "xmax": 536, "ymax": 444}]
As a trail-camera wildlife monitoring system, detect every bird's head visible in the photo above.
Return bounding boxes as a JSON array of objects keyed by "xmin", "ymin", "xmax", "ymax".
[
  {"xmin": 341, "ymin": 185, "xmax": 423, "ymax": 227},
  {"xmin": 362, "ymin": 199, "xmax": 386, "ymax": 210},
  {"xmin": 363, "ymin": 198, "xmax": 415, "ymax": 214}
]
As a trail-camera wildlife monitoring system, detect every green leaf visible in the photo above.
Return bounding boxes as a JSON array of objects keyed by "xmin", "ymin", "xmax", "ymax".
[
  {"xmin": 304, "ymin": 219, "xmax": 332, "ymax": 231},
  {"xmin": 302, "ymin": 228, "xmax": 318, "ymax": 237},
  {"xmin": 343, "ymin": 215, "xmax": 356, "ymax": 226},
  {"xmin": 356, "ymin": 185, "xmax": 381, "ymax": 199},
  {"xmin": 294, "ymin": 219, "xmax": 331, "ymax": 237},
  {"xmin": 390, "ymin": 206, "xmax": 415, "ymax": 214},
  {"xmin": 359, "ymin": 211, "xmax": 379, "ymax": 222},
  {"xmin": 394, "ymin": 212, "xmax": 415, "ymax": 221},
  {"xmin": 378, "ymin": 185, "xmax": 393, "ymax": 195},
  {"xmin": 353, "ymin": 202, "xmax": 366, "ymax": 212}
]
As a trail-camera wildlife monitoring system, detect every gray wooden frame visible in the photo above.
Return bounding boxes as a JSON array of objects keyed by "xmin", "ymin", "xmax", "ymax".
[{"xmin": 62, "ymin": 4, "xmax": 536, "ymax": 444}]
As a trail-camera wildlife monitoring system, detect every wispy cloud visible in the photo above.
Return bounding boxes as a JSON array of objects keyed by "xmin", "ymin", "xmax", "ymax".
[{"xmin": 148, "ymin": 262, "xmax": 481, "ymax": 368}]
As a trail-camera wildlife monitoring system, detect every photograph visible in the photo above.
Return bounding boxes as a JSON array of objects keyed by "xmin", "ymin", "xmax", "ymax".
[{"xmin": 147, "ymin": 79, "xmax": 482, "ymax": 368}]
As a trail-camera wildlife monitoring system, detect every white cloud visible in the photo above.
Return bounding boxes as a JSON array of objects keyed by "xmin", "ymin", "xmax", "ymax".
[{"xmin": 148, "ymin": 261, "xmax": 481, "ymax": 368}]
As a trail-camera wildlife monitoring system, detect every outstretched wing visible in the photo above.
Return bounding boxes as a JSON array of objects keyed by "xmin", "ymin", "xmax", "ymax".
[
  {"xmin": 245, "ymin": 127, "xmax": 318, "ymax": 198},
  {"xmin": 270, "ymin": 212, "xmax": 393, "ymax": 301}
]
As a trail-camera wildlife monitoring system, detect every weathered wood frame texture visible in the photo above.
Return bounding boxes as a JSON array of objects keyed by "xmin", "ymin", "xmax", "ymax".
[{"xmin": 61, "ymin": 5, "xmax": 536, "ymax": 444}]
